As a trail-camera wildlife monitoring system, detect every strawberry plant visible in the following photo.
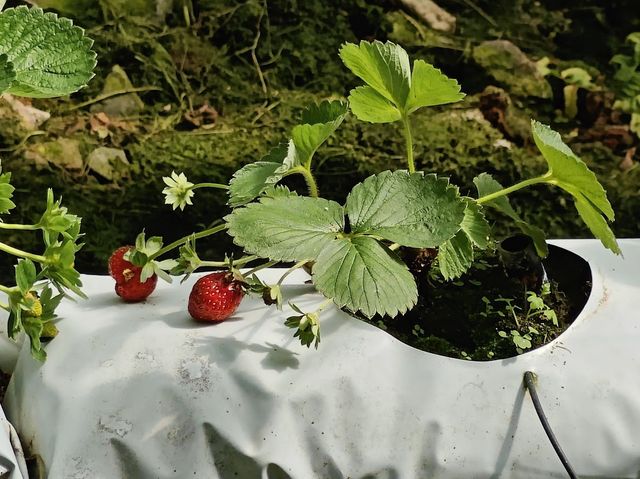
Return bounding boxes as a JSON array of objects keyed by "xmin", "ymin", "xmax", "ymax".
[
  {"xmin": 125, "ymin": 40, "xmax": 619, "ymax": 350},
  {"xmin": 0, "ymin": 5, "xmax": 95, "ymax": 360}
]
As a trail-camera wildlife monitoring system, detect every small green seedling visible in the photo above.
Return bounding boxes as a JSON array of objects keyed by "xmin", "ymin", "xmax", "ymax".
[
  {"xmin": 498, "ymin": 327, "xmax": 540, "ymax": 354},
  {"xmin": 412, "ymin": 324, "xmax": 426, "ymax": 339},
  {"xmin": 526, "ymin": 282, "xmax": 558, "ymax": 326}
]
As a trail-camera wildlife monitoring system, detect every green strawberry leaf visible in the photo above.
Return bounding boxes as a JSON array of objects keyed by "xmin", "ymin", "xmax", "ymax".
[
  {"xmin": 346, "ymin": 170, "xmax": 466, "ymax": 248},
  {"xmin": 285, "ymin": 308, "xmax": 321, "ymax": 349},
  {"xmin": 133, "ymin": 231, "xmax": 163, "ymax": 257},
  {"xmin": 532, "ymin": 120, "xmax": 614, "ymax": 219},
  {"xmin": 23, "ymin": 315, "xmax": 45, "ymax": 361},
  {"xmin": 41, "ymin": 239, "xmax": 85, "ymax": 298},
  {"xmin": 312, "ymin": 236, "xmax": 417, "ymax": 318},
  {"xmin": 0, "ymin": 6, "xmax": 96, "ymax": 98},
  {"xmin": 0, "ymin": 167, "xmax": 16, "ymax": 215},
  {"xmin": 228, "ymin": 100, "xmax": 346, "ymax": 205},
  {"xmin": 342, "ymin": 41, "xmax": 464, "ymax": 121},
  {"xmin": 15, "ymin": 258, "xmax": 36, "ymax": 295},
  {"xmin": 531, "ymin": 120, "xmax": 620, "ymax": 254},
  {"xmin": 0, "ymin": 53, "xmax": 15, "ymax": 94},
  {"xmin": 574, "ymin": 196, "xmax": 620, "ymax": 254},
  {"xmin": 140, "ymin": 263, "xmax": 155, "ymax": 283},
  {"xmin": 37, "ymin": 189, "xmax": 79, "ymax": 234},
  {"xmin": 150, "ymin": 259, "xmax": 177, "ymax": 283},
  {"xmin": 291, "ymin": 100, "xmax": 347, "ymax": 167},
  {"xmin": 340, "ymin": 40, "xmax": 411, "ymax": 108},
  {"xmin": 347, "ymin": 86, "xmax": 402, "ymax": 123},
  {"xmin": 228, "ymin": 160, "xmax": 282, "ymax": 207},
  {"xmin": 406, "ymin": 60, "xmax": 465, "ymax": 113},
  {"xmin": 39, "ymin": 285, "xmax": 63, "ymax": 319},
  {"xmin": 262, "ymin": 184, "xmax": 298, "ymax": 200},
  {"xmin": 225, "ymin": 196, "xmax": 344, "ymax": 262},
  {"xmin": 473, "ymin": 173, "xmax": 549, "ymax": 257},
  {"xmin": 460, "ymin": 199, "xmax": 490, "ymax": 249},
  {"xmin": 437, "ymin": 230, "xmax": 474, "ymax": 280}
]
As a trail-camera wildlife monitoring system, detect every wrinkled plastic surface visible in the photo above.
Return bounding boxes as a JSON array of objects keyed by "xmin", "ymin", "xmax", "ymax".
[
  {"xmin": 4, "ymin": 240, "xmax": 640, "ymax": 478},
  {"xmin": 0, "ymin": 407, "xmax": 26, "ymax": 479}
]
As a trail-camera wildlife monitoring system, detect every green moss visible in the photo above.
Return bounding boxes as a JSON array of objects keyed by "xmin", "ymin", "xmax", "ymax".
[{"xmin": 0, "ymin": 0, "xmax": 637, "ymax": 283}]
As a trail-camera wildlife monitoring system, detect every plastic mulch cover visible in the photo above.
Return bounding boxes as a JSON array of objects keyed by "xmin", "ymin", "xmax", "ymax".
[{"xmin": 4, "ymin": 240, "xmax": 640, "ymax": 478}]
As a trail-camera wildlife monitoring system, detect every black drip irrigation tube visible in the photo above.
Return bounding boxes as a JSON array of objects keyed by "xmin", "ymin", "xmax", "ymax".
[{"xmin": 523, "ymin": 371, "xmax": 578, "ymax": 479}]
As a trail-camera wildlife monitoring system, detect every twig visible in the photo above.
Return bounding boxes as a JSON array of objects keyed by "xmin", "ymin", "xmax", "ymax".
[
  {"xmin": 462, "ymin": 0, "xmax": 497, "ymax": 27},
  {"xmin": 235, "ymin": 1, "xmax": 268, "ymax": 96},
  {"xmin": 401, "ymin": 11, "xmax": 427, "ymax": 41},
  {"xmin": 0, "ymin": 131, "xmax": 46, "ymax": 152},
  {"xmin": 65, "ymin": 86, "xmax": 162, "ymax": 111}
]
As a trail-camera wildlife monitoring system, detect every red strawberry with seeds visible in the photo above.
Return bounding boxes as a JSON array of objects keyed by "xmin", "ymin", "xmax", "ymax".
[
  {"xmin": 188, "ymin": 271, "xmax": 245, "ymax": 322},
  {"xmin": 109, "ymin": 246, "xmax": 157, "ymax": 302}
]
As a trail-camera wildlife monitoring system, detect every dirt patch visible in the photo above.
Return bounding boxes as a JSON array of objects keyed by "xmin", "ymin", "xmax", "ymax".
[{"xmin": 368, "ymin": 245, "xmax": 592, "ymax": 361}]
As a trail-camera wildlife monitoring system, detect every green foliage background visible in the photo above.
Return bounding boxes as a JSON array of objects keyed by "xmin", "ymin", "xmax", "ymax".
[{"xmin": 0, "ymin": 0, "xmax": 638, "ymax": 277}]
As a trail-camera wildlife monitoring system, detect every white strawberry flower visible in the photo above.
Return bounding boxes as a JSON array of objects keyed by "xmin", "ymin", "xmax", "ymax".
[{"xmin": 162, "ymin": 171, "xmax": 195, "ymax": 210}]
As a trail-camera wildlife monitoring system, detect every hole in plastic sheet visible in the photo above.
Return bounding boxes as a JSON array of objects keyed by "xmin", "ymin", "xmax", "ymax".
[{"xmin": 371, "ymin": 244, "xmax": 593, "ymax": 361}]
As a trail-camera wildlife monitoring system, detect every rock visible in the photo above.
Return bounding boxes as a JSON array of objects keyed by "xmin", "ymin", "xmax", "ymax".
[
  {"xmin": 1, "ymin": 94, "xmax": 50, "ymax": 131},
  {"xmin": 91, "ymin": 65, "xmax": 144, "ymax": 118},
  {"xmin": 478, "ymin": 86, "xmax": 533, "ymax": 144},
  {"xmin": 25, "ymin": 139, "xmax": 83, "ymax": 170},
  {"xmin": 87, "ymin": 147, "xmax": 130, "ymax": 181},
  {"xmin": 473, "ymin": 40, "xmax": 552, "ymax": 99},
  {"xmin": 399, "ymin": 0, "xmax": 456, "ymax": 33}
]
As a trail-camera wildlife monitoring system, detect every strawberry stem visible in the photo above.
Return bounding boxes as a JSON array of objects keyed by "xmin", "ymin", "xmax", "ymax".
[
  {"xmin": 401, "ymin": 114, "xmax": 415, "ymax": 174},
  {"xmin": 285, "ymin": 166, "xmax": 319, "ymax": 197},
  {"xmin": 244, "ymin": 260, "xmax": 277, "ymax": 277},
  {"xmin": 476, "ymin": 174, "xmax": 551, "ymax": 205},
  {"xmin": 192, "ymin": 183, "xmax": 229, "ymax": 191},
  {"xmin": 149, "ymin": 224, "xmax": 227, "ymax": 261},
  {"xmin": 0, "ymin": 242, "xmax": 47, "ymax": 263},
  {"xmin": 0, "ymin": 284, "xmax": 17, "ymax": 295},
  {"xmin": 200, "ymin": 255, "xmax": 258, "ymax": 268},
  {"xmin": 0, "ymin": 223, "xmax": 39, "ymax": 231},
  {"xmin": 277, "ymin": 260, "xmax": 308, "ymax": 286},
  {"xmin": 315, "ymin": 298, "xmax": 335, "ymax": 313}
]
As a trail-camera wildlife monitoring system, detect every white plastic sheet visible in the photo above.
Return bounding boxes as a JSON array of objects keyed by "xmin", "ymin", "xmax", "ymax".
[
  {"xmin": 0, "ymin": 407, "xmax": 26, "ymax": 479},
  {"xmin": 4, "ymin": 239, "xmax": 640, "ymax": 478}
]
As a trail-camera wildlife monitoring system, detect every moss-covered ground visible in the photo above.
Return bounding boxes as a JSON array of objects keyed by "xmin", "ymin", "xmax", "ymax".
[{"xmin": 1, "ymin": 0, "xmax": 638, "ymax": 278}]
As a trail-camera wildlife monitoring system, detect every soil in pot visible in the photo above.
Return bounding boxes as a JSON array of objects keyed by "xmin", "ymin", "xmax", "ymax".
[{"xmin": 368, "ymin": 243, "xmax": 592, "ymax": 361}]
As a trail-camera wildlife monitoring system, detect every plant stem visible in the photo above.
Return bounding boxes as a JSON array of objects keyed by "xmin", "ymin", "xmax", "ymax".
[
  {"xmin": 0, "ymin": 284, "xmax": 17, "ymax": 295},
  {"xmin": 288, "ymin": 166, "xmax": 319, "ymax": 197},
  {"xmin": 315, "ymin": 297, "xmax": 335, "ymax": 313},
  {"xmin": 200, "ymin": 255, "xmax": 258, "ymax": 268},
  {"xmin": 401, "ymin": 114, "xmax": 415, "ymax": 173},
  {"xmin": 277, "ymin": 260, "xmax": 308, "ymax": 285},
  {"xmin": 192, "ymin": 183, "xmax": 229, "ymax": 191},
  {"xmin": 0, "ymin": 242, "xmax": 47, "ymax": 263},
  {"xmin": 0, "ymin": 223, "xmax": 39, "ymax": 231},
  {"xmin": 244, "ymin": 260, "xmax": 277, "ymax": 277},
  {"xmin": 476, "ymin": 174, "xmax": 550, "ymax": 205},
  {"xmin": 66, "ymin": 86, "xmax": 162, "ymax": 111},
  {"xmin": 149, "ymin": 224, "xmax": 227, "ymax": 261}
]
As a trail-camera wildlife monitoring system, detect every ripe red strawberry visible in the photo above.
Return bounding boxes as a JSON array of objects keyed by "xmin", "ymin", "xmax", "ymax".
[
  {"xmin": 188, "ymin": 271, "xmax": 245, "ymax": 322},
  {"xmin": 108, "ymin": 246, "xmax": 157, "ymax": 302}
]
